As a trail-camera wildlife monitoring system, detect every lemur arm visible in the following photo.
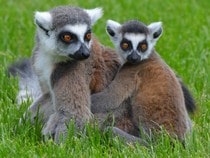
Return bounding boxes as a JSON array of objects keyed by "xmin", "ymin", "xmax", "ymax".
[{"xmin": 91, "ymin": 66, "xmax": 137, "ymax": 113}]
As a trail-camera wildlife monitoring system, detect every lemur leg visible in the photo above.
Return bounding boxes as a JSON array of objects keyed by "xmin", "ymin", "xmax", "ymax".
[
  {"xmin": 111, "ymin": 127, "xmax": 149, "ymax": 147},
  {"xmin": 94, "ymin": 112, "xmax": 149, "ymax": 147},
  {"xmin": 26, "ymin": 93, "xmax": 54, "ymax": 124}
]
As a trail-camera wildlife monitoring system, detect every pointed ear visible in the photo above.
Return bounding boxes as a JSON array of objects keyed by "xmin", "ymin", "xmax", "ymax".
[
  {"xmin": 34, "ymin": 11, "xmax": 52, "ymax": 32},
  {"xmin": 106, "ymin": 20, "xmax": 121, "ymax": 40},
  {"xmin": 85, "ymin": 8, "xmax": 103, "ymax": 25},
  {"xmin": 148, "ymin": 22, "xmax": 163, "ymax": 42}
]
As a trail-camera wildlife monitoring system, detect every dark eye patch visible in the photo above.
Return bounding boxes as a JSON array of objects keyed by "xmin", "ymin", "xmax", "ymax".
[
  {"xmin": 137, "ymin": 40, "xmax": 148, "ymax": 52},
  {"xmin": 120, "ymin": 38, "xmax": 132, "ymax": 51},
  {"xmin": 59, "ymin": 31, "xmax": 77, "ymax": 44},
  {"xmin": 84, "ymin": 29, "xmax": 92, "ymax": 42}
]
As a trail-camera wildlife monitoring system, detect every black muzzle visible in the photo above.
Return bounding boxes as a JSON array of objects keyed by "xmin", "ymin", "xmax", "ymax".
[
  {"xmin": 69, "ymin": 44, "xmax": 90, "ymax": 60},
  {"xmin": 127, "ymin": 51, "xmax": 141, "ymax": 64}
]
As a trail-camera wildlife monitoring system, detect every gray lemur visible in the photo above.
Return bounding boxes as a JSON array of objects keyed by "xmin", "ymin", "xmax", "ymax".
[
  {"xmin": 91, "ymin": 19, "xmax": 194, "ymax": 144},
  {"xmin": 9, "ymin": 6, "xmax": 123, "ymax": 143},
  {"xmin": 32, "ymin": 7, "xmax": 103, "ymax": 141}
]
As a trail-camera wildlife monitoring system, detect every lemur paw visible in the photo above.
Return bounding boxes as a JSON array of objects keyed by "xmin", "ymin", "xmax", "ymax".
[{"xmin": 42, "ymin": 113, "xmax": 69, "ymax": 143}]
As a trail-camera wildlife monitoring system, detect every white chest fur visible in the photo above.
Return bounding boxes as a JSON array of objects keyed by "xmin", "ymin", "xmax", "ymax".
[
  {"xmin": 34, "ymin": 49, "xmax": 70, "ymax": 93},
  {"xmin": 34, "ymin": 52, "xmax": 54, "ymax": 94}
]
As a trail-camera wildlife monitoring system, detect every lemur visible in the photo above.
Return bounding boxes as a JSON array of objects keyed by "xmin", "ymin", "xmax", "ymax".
[
  {"xmin": 8, "ymin": 7, "xmax": 195, "ymax": 144},
  {"xmin": 91, "ymin": 19, "xmax": 194, "ymax": 143},
  {"xmin": 8, "ymin": 6, "xmax": 123, "ymax": 143}
]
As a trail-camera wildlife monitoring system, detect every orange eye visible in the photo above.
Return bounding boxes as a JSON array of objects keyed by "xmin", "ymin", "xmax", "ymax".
[
  {"xmin": 63, "ymin": 34, "xmax": 72, "ymax": 42},
  {"xmin": 140, "ymin": 43, "xmax": 147, "ymax": 51},
  {"xmin": 85, "ymin": 33, "xmax": 91, "ymax": 41},
  {"xmin": 122, "ymin": 42, "xmax": 129, "ymax": 50}
]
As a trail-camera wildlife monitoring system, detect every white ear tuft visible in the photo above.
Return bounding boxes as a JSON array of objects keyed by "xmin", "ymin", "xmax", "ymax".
[
  {"xmin": 34, "ymin": 11, "xmax": 52, "ymax": 31},
  {"xmin": 106, "ymin": 19, "xmax": 121, "ymax": 38},
  {"xmin": 85, "ymin": 8, "xmax": 103, "ymax": 25},
  {"xmin": 148, "ymin": 22, "xmax": 163, "ymax": 39}
]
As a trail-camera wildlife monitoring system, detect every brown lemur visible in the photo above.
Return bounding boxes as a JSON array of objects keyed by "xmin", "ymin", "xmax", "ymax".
[{"xmin": 91, "ymin": 19, "xmax": 195, "ymax": 144}]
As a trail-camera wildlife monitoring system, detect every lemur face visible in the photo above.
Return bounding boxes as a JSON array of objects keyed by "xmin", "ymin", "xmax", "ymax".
[
  {"xmin": 106, "ymin": 20, "xmax": 163, "ymax": 64},
  {"xmin": 55, "ymin": 24, "xmax": 92, "ymax": 60},
  {"xmin": 34, "ymin": 6, "xmax": 103, "ymax": 60}
]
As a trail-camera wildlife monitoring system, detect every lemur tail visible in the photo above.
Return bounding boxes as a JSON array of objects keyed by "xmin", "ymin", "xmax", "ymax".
[
  {"xmin": 7, "ymin": 59, "xmax": 42, "ymax": 105},
  {"xmin": 180, "ymin": 81, "xmax": 196, "ymax": 114}
]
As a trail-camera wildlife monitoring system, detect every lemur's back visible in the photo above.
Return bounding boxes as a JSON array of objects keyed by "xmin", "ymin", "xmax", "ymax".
[
  {"xmin": 91, "ymin": 19, "xmax": 194, "ymax": 144},
  {"xmin": 131, "ymin": 51, "xmax": 191, "ymax": 140}
]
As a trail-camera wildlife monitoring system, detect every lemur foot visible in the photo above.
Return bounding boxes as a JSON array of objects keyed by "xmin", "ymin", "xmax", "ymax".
[
  {"xmin": 111, "ymin": 127, "xmax": 149, "ymax": 147},
  {"xmin": 42, "ymin": 113, "xmax": 69, "ymax": 143}
]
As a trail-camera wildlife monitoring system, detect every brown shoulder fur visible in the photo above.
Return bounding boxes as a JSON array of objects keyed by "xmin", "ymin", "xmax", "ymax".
[{"xmin": 89, "ymin": 37, "xmax": 121, "ymax": 93}]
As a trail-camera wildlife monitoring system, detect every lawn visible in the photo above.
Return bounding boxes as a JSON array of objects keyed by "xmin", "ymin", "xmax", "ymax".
[{"xmin": 0, "ymin": 0, "xmax": 209, "ymax": 157}]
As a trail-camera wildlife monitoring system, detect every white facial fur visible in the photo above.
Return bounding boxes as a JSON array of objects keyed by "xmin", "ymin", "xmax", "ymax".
[
  {"xmin": 106, "ymin": 19, "xmax": 163, "ymax": 63},
  {"xmin": 124, "ymin": 33, "xmax": 146, "ymax": 47},
  {"xmin": 56, "ymin": 24, "xmax": 91, "ymax": 57},
  {"xmin": 34, "ymin": 10, "xmax": 98, "ymax": 59},
  {"xmin": 64, "ymin": 24, "xmax": 88, "ymax": 42},
  {"xmin": 123, "ymin": 33, "xmax": 151, "ymax": 61}
]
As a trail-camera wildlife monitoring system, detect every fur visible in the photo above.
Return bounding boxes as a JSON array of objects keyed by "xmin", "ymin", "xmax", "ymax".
[
  {"xmin": 8, "ymin": 59, "xmax": 41, "ymax": 104},
  {"xmin": 92, "ymin": 50, "xmax": 192, "ymax": 143},
  {"xmin": 91, "ymin": 19, "xmax": 194, "ymax": 143},
  {"xmin": 7, "ymin": 10, "xmax": 195, "ymax": 144},
  {"xmin": 15, "ymin": 6, "xmax": 111, "ymax": 143},
  {"xmin": 42, "ymin": 37, "xmax": 121, "ymax": 140},
  {"xmin": 27, "ymin": 37, "xmax": 121, "ymax": 143}
]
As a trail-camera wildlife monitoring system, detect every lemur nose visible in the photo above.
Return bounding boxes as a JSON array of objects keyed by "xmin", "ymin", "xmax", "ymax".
[
  {"xmin": 80, "ymin": 44, "xmax": 90, "ymax": 59},
  {"xmin": 69, "ymin": 43, "xmax": 90, "ymax": 60},
  {"xmin": 131, "ymin": 54, "xmax": 139, "ymax": 62},
  {"xmin": 81, "ymin": 50, "xmax": 90, "ymax": 58},
  {"xmin": 127, "ymin": 51, "xmax": 141, "ymax": 64}
]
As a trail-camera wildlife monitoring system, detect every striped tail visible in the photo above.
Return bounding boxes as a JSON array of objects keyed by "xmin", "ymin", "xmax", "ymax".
[{"xmin": 7, "ymin": 58, "xmax": 42, "ymax": 105}]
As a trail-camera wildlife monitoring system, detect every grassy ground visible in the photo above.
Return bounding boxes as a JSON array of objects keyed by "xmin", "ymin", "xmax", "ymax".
[{"xmin": 0, "ymin": 0, "xmax": 209, "ymax": 157}]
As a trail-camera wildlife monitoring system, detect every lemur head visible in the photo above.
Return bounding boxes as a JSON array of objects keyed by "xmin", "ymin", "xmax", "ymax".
[
  {"xmin": 35, "ymin": 6, "xmax": 103, "ymax": 60},
  {"xmin": 106, "ymin": 20, "xmax": 162, "ymax": 64}
]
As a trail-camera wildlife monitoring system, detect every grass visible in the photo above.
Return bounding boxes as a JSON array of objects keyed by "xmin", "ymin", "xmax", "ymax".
[{"xmin": 0, "ymin": 0, "xmax": 209, "ymax": 157}]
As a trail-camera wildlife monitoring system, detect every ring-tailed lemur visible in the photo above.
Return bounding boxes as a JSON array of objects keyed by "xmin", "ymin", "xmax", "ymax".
[
  {"xmin": 32, "ymin": 7, "xmax": 104, "ymax": 140},
  {"xmin": 91, "ymin": 19, "xmax": 194, "ymax": 143},
  {"xmin": 8, "ymin": 7, "xmax": 195, "ymax": 144},
  {"xmin": 8, "ymin": 6, "xmax": 117, "ymax": 143}
]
